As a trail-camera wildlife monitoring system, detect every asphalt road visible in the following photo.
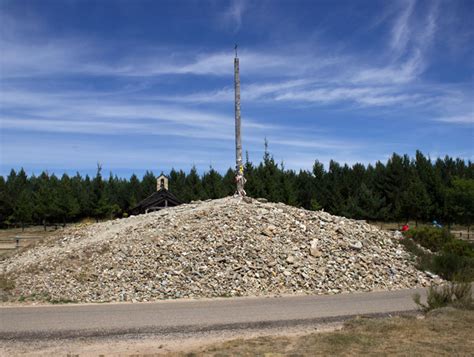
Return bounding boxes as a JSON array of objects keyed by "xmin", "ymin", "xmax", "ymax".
[{"xmin": 0, "ymin": 288, "xmax": 426, "ymax": 340}]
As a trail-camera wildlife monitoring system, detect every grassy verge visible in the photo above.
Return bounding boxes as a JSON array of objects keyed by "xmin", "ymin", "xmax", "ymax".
[{"xmin": 181, "ymin": 309, "xmax": 473, "ymax": 356}]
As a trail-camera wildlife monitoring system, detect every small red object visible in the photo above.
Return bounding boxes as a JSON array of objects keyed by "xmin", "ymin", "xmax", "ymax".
[{"xmin": 401, "ymin": 224, "xmax": 409, "ymax": 232}]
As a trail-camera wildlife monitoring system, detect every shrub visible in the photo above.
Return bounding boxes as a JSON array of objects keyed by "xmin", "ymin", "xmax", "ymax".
[
  {"xmin": 404, "ymin": 227, "xmax": 454, "ymax": 252},
  {"xmin": 433, "ymin": 253, "xmax": 474, "ymax": 282},
  {"xmin": 400, "ymin": 238, "xmax": 435, "ymax": 272},
  {"xmin": 442, "ymin": 240, "xmax": 474, "ymax": 257},
  {"xmin": 400, "ymin": 235, "xmax": 474, "ymax": 282},
  {"xmin": 413, "ymin": 282, "xmax": 473, "ymax": 312}
]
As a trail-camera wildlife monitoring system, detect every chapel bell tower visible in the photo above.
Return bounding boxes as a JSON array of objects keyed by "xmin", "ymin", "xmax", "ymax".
[{"xmin": 157, "ymin": 174, "xmax": 169, "ymax": 191}]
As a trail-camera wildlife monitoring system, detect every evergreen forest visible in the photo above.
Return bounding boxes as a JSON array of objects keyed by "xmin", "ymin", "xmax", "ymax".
[{"xmin": 1, "ymin": 150, "xmax": 473, "ymax": 230}]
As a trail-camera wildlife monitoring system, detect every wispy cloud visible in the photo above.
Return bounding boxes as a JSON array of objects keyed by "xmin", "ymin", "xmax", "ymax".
[
  {"xmin": 0, "ymin": 85, "xmax": 369, "ymax": 164},
  {"xmin": 390, "ymin": 0, "xmax": 439, "ymax": 58},
  {"xmin": 351, "ymin": 51, "xmax": 424, "ymax": 84},
  {"xmin": 148, "ymin": 72, "xmax": 467, "ymax": 112},
  {"xmin": 268, "ymin": 137, "xmax": 359, "ymax": 150},
  {"xmin": 350, "ymin": 0, "xmax": 439, "ymax": 88},
  {"xmin": 154, "ymin": 79, "xmax": 313, "ymax": 103},
  {"xmin": 434, "ymin": 115, "xmax": 474, "ymax": 125},
  {"xmin": 221, "ymin": 0, "xmax": 247, "ymax": 32},
  {"xmin": 0, "ymin": 90, "xmax": 241, "ymax": 140},
  {"xmin": 0, "ymin": 13, "xmax": 345, "ymax": 79},
  {"xmin": 390, "ymin": 0, "xmax": 416, "ymax": 57},
  {"xmin": 0, "ymin": 41, "xmax": 338, "ymax": 78},
  {"xmin": 1, "ymin": 0, "xmax": 471, "ymax": 177}
]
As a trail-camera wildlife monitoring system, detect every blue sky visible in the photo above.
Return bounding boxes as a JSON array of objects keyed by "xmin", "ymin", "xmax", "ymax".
[{"xmin": 0, "ymin": 0, "xmax": 473, "ymax": 177}]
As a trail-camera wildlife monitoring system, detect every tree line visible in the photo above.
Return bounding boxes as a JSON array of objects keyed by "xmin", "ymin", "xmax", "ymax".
[{"xmin": 1, "ymin": 149, "xmax": 473, "ymax": 230}]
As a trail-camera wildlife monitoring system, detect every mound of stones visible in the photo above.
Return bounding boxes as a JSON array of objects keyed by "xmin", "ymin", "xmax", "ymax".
[{"xmin": 1, "ymin": 197, "xmax": 438, "ymax": 303}]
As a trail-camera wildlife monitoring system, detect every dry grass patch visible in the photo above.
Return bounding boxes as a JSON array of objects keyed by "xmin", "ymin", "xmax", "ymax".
[
  {"xmin": 178, "ymin": 309, "xmax": 474, "ymax": 356},
  {"xmin": 0, "ymin": 274, "xmax": 15, "ymax": 292},
  {"xmin": 0, "ymin": 274, "xmax": 15, "ymax": 302}
]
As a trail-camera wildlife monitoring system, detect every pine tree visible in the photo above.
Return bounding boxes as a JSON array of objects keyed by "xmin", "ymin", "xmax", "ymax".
[
  {"xmin": 128, "ymin": 174, "xmax": 141, "ymax": 209},
  {"xmin": 400, "ymin": 173, "xmax": 431, "ymax": 226},
  {"xmin": 88, "ymin": 164, "xmax": 117, "ymax": 221},
  {"xmin": 202, "ymin": 167, "xmax": 225, "ymax": 199},
  {"xmin": 295, "ymin": 170, "xmax": 314, "ymax": 209},
  {"xmin": 13, "ymin": 190, "xmax": 33, "ymax": 231},
  {"xmin": 79, "ymin": 175, "xmax": 95, "ymax": 218},
  {"xmin": 243, "ymin": 151, "xmax": 259, "ymax": 197},
  {"xmin": 379, "ymin": 154, "xmax": 411, "ymax": 221},
  {"xmin": 446, "ymin": 178, "xmax": 474, "ymax": 232},
  {"xmin": 325, "ymin": 160, "xmax": 344, "ymax": 215},
  {"xmin": 280, "ymin": 169, "xmax": 298, "ymax": 206},
  {"xmin": 106, "ymin": 174, "xmax": 121, "ymax": 210},
  {"xmin": 169, "ymin": 169, "xmax": 187, "ymax": 200},
  {"xmin": 222, "ymin": 168, "xmax": 236, "ymax": 196},
  {"xmin": 5, "ymin": 169, "xmax": 28, "ymax": 225},
  {"xmin": 0, "ymin": 176, "xmax": 10, "ymax": 227},
  {"xmin": 256, "ymin": 141, "xmax": 283, "ymax": 202},
  {"xmin": 34, "ymin": 172, "xmax": 54, "ymax": 230},
  {"xmin": 312, "ymin": 160, "xmax": 327, "ymax": 209},
  {"xmin": 353, "ymin": 183, "xmax": 388, "ymax": 221},
  {"xmin": 141, "ymin": 171, "xmax": 156, "ymax": 199},
  {"xmin": 56, "ymin": 174, "xmax": 80, "ymax": 226},
  {"xmin": 1, "ymin": 152, "xmax": 472, "ymax": 228},
  {"xmin": 184, "ymin": 166, "xmax": 204, "ymax": 201},
  {"xmin": 414, "ymin": 151, "xmax": 440, "ymax": 219},
  {"xmin": 48, "ymin": 174, "xmax": 63, "ymax": 227}
]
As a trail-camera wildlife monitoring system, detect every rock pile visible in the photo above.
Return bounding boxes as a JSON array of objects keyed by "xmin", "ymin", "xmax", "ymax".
[{"xmin": 1, "ymin": 197, "xmax": 438, "ymax": 303}]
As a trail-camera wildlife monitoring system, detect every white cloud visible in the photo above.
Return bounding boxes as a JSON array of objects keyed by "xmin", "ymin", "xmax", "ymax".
[
  {"xmin": 221, "ymin": 0, "xmax": 247, "ymax": 32},
  {"xmin": 390, "ymin": 0, "xmax": 415, "ymax": 56},
  {"xmin": 0, "ymin": 13, "xmax": 346, "ymax": 80},
  {"xmin": 414, "ymin": 1, "xmax": 439, "ymax": 50},
  {"xmin": 273, "ymin": 86, "xmax": 425, "ymax": 108},
  {"xmin": 434, "ymin": 115, "xmax": 474, "ymax": 125},
  {"xmin": 0, "ymin": 87, "xmax": 286, "ymax": 143},
  {"xmin": 1, "ymin": 85, "xmax": 370, "ymax": 169},
  {"xmin": 0, "ymin": 39, "xmax": 93, "ymax": 78},
  {"xmin": 353, "ymin": 0, "xmax": 438, "ymax": 88},
  {"xmin": 268, "ymin": 138, "xmax": 359, "ymax": 150},
  {"xmin": 390, "ymin": 0, "xmax": 439, "ymax": 58},
  {"xmin": 153, "ymin": 79, "xmax": 313, "ymax": 103},
  {"xmin": 0, "ymin": 0, "xmax": 470, "ymax": 177},
  {"xmin": 352, "ymin": 50, "xmax": 424, "ymax": 84},
  {"xmin": 0, "ymin": 41, "xmax": 335, "ymax": 78}
]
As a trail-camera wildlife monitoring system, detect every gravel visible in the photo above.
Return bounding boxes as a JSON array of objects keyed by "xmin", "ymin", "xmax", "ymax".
[{"xmin": 0, "ymin": 197, "xmax": 438, "ymax": 303}]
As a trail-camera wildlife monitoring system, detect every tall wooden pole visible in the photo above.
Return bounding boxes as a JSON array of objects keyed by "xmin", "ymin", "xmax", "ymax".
[{"xmin": 234, "ymin": 45, "xmax": 246, "ymax": 196}]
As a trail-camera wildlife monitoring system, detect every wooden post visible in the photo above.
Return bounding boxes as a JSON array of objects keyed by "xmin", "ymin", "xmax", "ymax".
[{"xmin": 234, "ymin": 45, "xmax": 246, "ymax": 196}]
